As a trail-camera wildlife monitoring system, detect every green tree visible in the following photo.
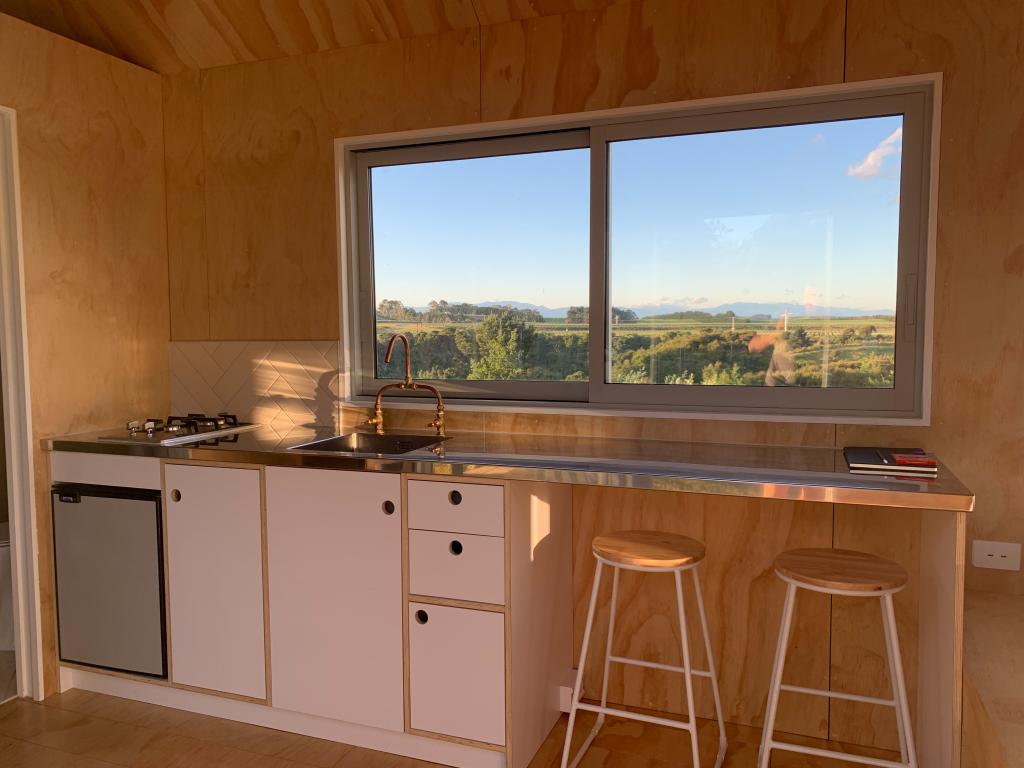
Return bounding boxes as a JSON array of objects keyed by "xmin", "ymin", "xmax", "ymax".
[
  {"xmin": 701, "ymin": 362, "xmax": 744, "ymax": 384},
  {"xmin": 787, "ymin": 327, "xmax": 812, "ymax": 348},
  {"xmin": 566, "ymin": 306, "xmax": 589, "ymax": 324},
  {"xmin": 611, "ymin": 307, "xmax": 639, "ymax": 323},
  {"xmin": 377, "ymin": 299, "xmax": 418, "ymax": 321},
  {"xmin": 467, "ymin": 312, "xmax": 535, "ymax": 380},
  {"xmin": 425, "ymin": 300, "xmax": 451, "ymax": 323}
]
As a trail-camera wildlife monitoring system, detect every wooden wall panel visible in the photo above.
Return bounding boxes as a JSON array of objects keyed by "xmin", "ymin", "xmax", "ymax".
[
  {"xmin": 480, "ymin": 0, "xmax": 845, "ymax": 120},
  {"xmin": 195, "ymin": 27, "xmax": 479, "ymax": 340},
  {"xmin": 830, "ymin": 506, "xmax": 921, "ymax": 750},
  {"xmin": 0, "ymin": 12, "xmax": 169, "ymax": 695},
  {"xmin": 163, "ymin": 71, "xmax": 209, "ymax": 340},
  {"xmin": 842, "ymin": 0, "xmax": 1024, "ymax": 595},
  {"xmin": 571, "ymin": 486, "xmax": 833, "ymax": 738}
]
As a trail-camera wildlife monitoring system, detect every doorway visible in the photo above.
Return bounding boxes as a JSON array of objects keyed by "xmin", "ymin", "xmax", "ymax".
[{"xmin": 0, "ymin": 105, "xmax": 43, "ymax": 701}]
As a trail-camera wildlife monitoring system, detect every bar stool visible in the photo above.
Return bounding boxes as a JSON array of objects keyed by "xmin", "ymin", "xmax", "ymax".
[
  {"xmin": 758, "ymin": 548, "xmax": 916, "ymax": 768},
  {"xmin": 561, "ymin": 530, "xmax": 727, "ymax": 768}
]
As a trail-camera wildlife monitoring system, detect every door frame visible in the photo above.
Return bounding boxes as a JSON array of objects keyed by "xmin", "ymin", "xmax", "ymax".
[{"xmin": 0, "ymin": 106, "xmax": 44, "ymax": 700}]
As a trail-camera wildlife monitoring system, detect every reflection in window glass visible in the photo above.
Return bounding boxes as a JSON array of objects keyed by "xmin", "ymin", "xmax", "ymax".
[
  {"xmin": 370, "ymin": 148, "xmax": 589, "ymax": 382},
  {"xmin": 607, "ymin": 115, "xmax": 902, "ymax": 388}
]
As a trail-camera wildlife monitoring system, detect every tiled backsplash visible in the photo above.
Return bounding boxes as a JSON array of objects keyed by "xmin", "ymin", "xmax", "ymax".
[{"xmin": 170, "ymin": 341, "xmax": 341, "ymax": 440}]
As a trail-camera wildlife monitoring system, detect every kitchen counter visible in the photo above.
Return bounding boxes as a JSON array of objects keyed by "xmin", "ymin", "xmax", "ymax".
[{"xmin": 46, "ymin": 427, "xmax": 975, "ymax": 512}]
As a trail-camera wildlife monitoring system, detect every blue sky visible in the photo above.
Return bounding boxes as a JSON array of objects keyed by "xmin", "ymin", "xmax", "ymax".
[{"xmin": 370, "ymin": 114, "xmax": 903, "ymax": 313}]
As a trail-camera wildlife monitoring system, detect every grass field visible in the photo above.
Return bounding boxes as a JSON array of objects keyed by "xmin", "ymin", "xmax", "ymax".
[{"xmin": 375, "ymin": 314, "xmax": 897, "ymax": 388}]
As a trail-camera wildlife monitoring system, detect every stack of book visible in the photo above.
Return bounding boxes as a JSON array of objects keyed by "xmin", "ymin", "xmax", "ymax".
[{"xmin": 843, "ymin": 447, "xmax": 938, "ymax": 479}]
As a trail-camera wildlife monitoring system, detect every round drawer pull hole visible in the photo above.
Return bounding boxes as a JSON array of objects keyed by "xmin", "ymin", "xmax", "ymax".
[
  {"xmin": 448, "ymin": 490, "xmax": 463, "ymax": 505},
  {"xmin": 382, "ymin": 500, "xmax": 395, "ymax": 515},
  {"xmin": 415, "ymin": 610, "xmax": 429, "ymax": 625},
  {"xmin": 170, "ymin": 489, "xmax": 181, "ymax": 502},
  {"xmin": 449, "ymin": 540, "xmax": 464, "ymax": 556}
]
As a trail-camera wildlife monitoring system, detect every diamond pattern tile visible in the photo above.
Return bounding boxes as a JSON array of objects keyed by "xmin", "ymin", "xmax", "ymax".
[{"xmin": 169, "ymin": 341, "xmax": 341, "ymax": 441}]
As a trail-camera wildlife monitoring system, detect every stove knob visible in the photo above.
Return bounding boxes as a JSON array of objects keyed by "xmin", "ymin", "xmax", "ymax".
[{"xmin": 126, "ymin": 420, "xmax": 140, "ymax": 434}]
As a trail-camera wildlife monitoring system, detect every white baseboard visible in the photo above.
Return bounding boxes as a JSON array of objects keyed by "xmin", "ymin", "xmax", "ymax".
[{"xmin": 63, "ymin": 666, "xmax": 505, "ymax": 768}]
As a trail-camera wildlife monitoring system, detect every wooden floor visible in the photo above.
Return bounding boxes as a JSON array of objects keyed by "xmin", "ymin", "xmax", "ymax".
[{"xmin": 0, "ymin": 689, "xmax": 899, "ymax": 767}]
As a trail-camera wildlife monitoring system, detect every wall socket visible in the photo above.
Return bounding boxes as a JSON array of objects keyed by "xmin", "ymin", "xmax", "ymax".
[{"xmin": 972, "ymin": 540, "xmax": 1022, "ymax": 571}]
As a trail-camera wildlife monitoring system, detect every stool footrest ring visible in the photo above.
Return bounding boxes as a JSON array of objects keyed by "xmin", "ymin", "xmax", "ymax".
[
  {"xmin": 779, "ymin": 683, "xmax": 896, "ymax": 708},
  {"xmin": 575, "ymin": 702, "xmax": 695, "ymax": 732},
  {"xmin": 765, "ymin": 739, "xmax": 911, "ymax": 768},
  {"xmin": 608, "ymin": 654, "xmax": 712, "ymax": 677}
]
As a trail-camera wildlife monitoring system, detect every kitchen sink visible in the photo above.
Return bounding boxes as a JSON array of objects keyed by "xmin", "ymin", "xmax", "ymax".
[{"xmin": 288, "ymin": 432, "xmax": 446, "ymax": 456}]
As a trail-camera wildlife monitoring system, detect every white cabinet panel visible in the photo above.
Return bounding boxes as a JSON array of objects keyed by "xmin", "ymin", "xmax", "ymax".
[
  {"xmin": 266, "ymin": 467, "xmax": 403, "ymax": 731},
  {"xmin": 165, "ymin": 464, "xmax": 266, "ymax": 699},
  {"xmin": 51, "ymin": 452, "xmax": 161, "ymax": 489},
  {"xmin": 409, "ymin": 530, "xmax": 505, "ymax": 605},
  {"xmin": 407, "ymin": 481, "xmax": 504, "ymax": 537},
  {"xmin": 409, "ymin": 602, "xmax": 506, "ymax": 745}
]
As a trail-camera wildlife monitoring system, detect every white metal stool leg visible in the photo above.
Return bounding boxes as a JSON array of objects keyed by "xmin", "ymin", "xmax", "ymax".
[
  {"xmin": 692, "ymin": 568, "xmax": 727, "ymax": 768},
  {"xmin": 758, "ymin": 582, "xmax": 797, "ymax": 768},
  {"xmin": 560, "ymin": 559, "xmax": 603, "ymax": 768},
  {"xmin": 572, "ymin": 565, "xmax": 620, "ymax": 764},
  {"xmin": 674, "ymin": 569, "xmax": 701, "ymax": 768},
  {"xmin": 881, "ymin": 593, "xmax": 917, "ymax": 768},
  {"xmin": 759, "ymin": 579, "xmax": 917, "ymax": 768},
  {"xmin": 561, "ymin": 557, "xmax": 728, "ymax": 768}
]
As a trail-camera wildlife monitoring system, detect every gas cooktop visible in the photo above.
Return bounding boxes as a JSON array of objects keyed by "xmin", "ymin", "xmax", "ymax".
[{"xmin": 96, "ymin": 413, "xmax": 260, "ymax": 447}]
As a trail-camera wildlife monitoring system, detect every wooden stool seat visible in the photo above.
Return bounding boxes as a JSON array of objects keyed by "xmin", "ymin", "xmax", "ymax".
[
  {"xmin": 592, "ymin": 530, "xmax": 706, "ymax": 569},
  {"xmin": 775, "ymin": 547, "xmax": 908, "ymax": 593}
]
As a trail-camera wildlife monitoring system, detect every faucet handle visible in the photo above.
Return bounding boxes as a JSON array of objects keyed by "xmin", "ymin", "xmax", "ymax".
[
  {"xmin": 427, "ymin": 411, "xmax": 446, "ymax": 437},
  {"xmin": 366, "ymin": 409, "xmax": 385, "ymax": 435}
]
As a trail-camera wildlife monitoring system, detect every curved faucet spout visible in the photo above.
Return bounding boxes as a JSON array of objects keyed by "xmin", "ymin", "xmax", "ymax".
[
  {"xmin": 384, "ymin": 333, "xmax": 412, "ymax": 386},
  {"xmin": 368, "ymin": 333, "xmax": 446, "ymax": 437}
]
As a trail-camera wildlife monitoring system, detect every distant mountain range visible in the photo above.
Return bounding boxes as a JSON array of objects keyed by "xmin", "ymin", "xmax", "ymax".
[{"xmin": 467, "ymin": 300, "xmax": 895, "ymax": 319}]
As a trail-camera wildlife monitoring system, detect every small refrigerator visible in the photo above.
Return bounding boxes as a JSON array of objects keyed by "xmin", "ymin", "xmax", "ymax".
[{"xmin": 51, "ymin": 483, "xmax": 167, "ymax": 678}]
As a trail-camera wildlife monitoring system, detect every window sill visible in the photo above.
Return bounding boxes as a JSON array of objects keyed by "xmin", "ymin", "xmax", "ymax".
[{"xmin": 342, "ymin": 395, "xmax": 928, "ymax": 426}]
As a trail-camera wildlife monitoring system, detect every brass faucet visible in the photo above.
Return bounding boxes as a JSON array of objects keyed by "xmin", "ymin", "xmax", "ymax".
[{"xmin": 367, "ymin": 334, "xmax": 446, "ymax": 437}]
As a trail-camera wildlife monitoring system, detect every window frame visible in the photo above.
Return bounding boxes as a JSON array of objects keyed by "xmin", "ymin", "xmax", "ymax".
[
  {"xmin": 354, "ymin": 130, "xmax": 591, "ymax": 402},
  {"xmin": 343, "ymin": 78, "xmax": 936, "ymax": 422}
]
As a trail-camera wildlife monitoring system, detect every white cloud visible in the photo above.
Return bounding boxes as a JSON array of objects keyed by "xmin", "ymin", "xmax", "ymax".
[
  {"xmin": 812, "ymin": 132, "xmax": 825, "ymax": 144},
  {"xmin": 847, "ymin": 127, "xmax": 903, "ymax": 179}
]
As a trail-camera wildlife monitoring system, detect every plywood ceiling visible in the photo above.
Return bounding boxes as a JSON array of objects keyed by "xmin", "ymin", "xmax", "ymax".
[{"xmin": 0, "ymin": 0, "xmax": 624, "ymax": 74}]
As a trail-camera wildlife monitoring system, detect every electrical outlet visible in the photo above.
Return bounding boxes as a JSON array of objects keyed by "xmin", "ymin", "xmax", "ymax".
[{"xmin": 972, "ymin": 540, "xmax": 1022, "ymax": 571}]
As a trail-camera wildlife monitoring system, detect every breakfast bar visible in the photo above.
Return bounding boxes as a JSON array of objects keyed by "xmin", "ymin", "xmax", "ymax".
[{"xmin": 47, "ymin": 429, "xmax": 973, "ymax": 768}]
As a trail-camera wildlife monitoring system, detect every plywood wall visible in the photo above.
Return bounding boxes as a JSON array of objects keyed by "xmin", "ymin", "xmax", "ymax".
[
  {"xmin": 838, "ymin": 0, "xmax": 1024, "ymax": 596},
  {"xmin": 0, "ymin": 12, "xmax": 169, "ymax": 693},
  {"xmin": 164, "ymin": 0, "xmax": 1023, "ymax": 599},
  {"xmin": 165, "ymin": 28, "xmax": 480, "ymax": 340}
]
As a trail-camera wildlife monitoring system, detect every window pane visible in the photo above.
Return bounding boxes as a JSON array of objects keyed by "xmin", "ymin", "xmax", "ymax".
[
  {"xmin": 370, "ymin": 147, "xmax": 589, "ymax": 382},
  {"xmin": 607, "ymin": 115, "xmax": 902, "ymax": 389}
]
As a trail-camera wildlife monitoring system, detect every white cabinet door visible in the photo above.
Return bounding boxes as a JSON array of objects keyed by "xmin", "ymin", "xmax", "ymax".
[
  {"xmin": 165, "ymin": 464, "xmax": 266, "ymax": 699},
  {"xmin": 265, "ymin": 467, "xmax": 403, "ymax": 731},
  {"xmin": 409, "ymin": 602, "xmax": 506, "ymax": 745}
]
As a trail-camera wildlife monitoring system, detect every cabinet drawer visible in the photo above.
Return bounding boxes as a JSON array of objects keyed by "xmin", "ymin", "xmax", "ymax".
[
  {"xmin": 407, "ymin": 480, "xmax": 503, "ymax": 537},
  {"xmin": 408, "ymin": 530, "xmax": 505, "ymax": 605},
  {"xmin": 408, "ymin": 603, "xmax": 505, "ymax": 745}
]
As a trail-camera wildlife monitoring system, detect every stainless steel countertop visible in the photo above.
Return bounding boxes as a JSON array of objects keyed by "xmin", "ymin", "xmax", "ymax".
[{"xmin": 45, "ymin": 427, "xmax": 975, "ymax": 512}]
